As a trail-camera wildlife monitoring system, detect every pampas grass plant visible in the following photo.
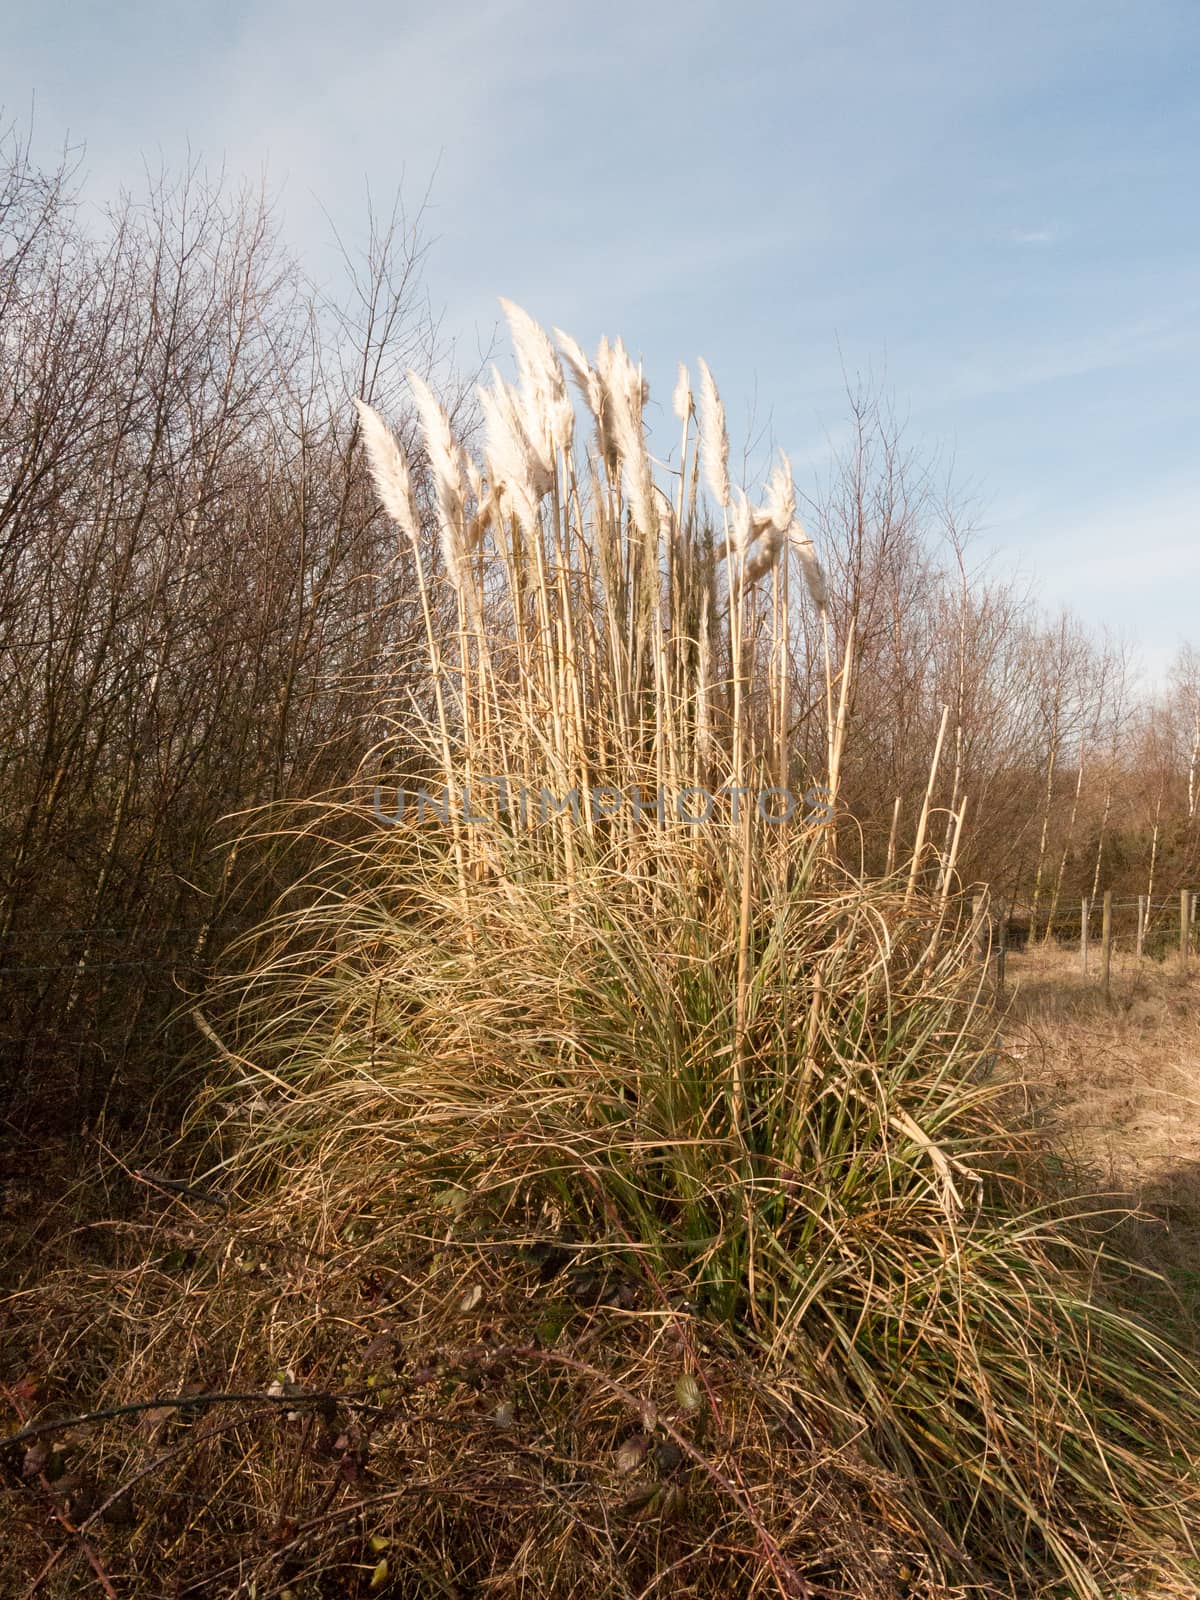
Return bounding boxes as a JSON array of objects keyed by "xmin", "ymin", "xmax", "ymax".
[
  {"xmin": 7, "ymin": 306, "xmax": 1199, "ymax": 1600},
  {"xmin": 205, "ymin": 305, "xmax": 1199, "ymax": 1593}
]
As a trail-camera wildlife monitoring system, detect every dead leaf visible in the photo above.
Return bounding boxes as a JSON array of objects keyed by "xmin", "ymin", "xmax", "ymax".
[
  {"xmin": 674, "ymin": 1373, "xmax": 703, "ymax": 1414},
  {"xmin": 459, "ymin": 1283, "xmax": 483, "ymax": 1314},
  {"xmin": 661, "ymin": 1482, "xmax": 687, "ymax": 1520},
  {"xmin": 622, "ymin": 1482, "xmax": 664, "ymax": 1520}
]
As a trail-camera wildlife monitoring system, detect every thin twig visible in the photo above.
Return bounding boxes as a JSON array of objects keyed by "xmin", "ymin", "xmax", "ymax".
[{"xmin": 3, "ymin": 1388, "xmax": 383, "ymax": 1451}]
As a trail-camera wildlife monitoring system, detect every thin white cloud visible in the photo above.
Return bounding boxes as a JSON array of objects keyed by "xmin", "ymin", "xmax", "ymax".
[
  {"xmin": 1005, "ymin": 481, "xmax": 1199, "ymax": 603},
  {"xmin": 942, "ymin": 311, "xmax": 1193, "ymax": 399}
]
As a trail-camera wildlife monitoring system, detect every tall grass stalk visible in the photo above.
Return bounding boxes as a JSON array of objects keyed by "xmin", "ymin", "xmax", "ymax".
[{"xmin": 906, "ymin": 701, "xmax": 951, "ymax": 906}]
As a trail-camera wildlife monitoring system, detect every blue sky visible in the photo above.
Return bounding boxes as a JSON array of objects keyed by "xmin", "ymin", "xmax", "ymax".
[{"xmin": 5, "ymin": 0, "xmax": 1198, "ymax": 679}]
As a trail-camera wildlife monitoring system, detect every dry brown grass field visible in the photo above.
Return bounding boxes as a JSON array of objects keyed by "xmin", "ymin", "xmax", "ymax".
[
  {"xmin": 1002, "ymin": 945, "xmax": 1200, "ymax": 1343},
  {"xmin": 2, "ymin": 945, "xmax": 1199, "ymax": 1599}
]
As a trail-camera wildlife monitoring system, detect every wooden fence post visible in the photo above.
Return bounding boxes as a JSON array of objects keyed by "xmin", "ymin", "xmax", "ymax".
[
  {"xmin": 1081, "ymin": 897, "xmax": 1089, "ymax": 974},
  {"xmin": 1102, "ymin": 889, "xmax": 1112, "ymax": 1001},
  {"xmin": 996, "ymin": 912, "xmax": 1007, "ymax": 995},
  {"xmin": 1184, "ymin": 889, "xmax": 1193, "ymax": 970},
  {"xmin": 1136, "ymin": 894, "xmax": 1146, "ymax": 959}
]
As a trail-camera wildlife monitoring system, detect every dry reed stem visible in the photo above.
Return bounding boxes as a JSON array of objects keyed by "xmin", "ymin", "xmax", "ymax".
[{"xmin": 906, "ymin": 704, "xmax": 950, "ymax": 908}]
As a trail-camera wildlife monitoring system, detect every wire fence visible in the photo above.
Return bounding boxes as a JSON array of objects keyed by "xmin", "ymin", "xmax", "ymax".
[{"xmin": 975, "ymin": 888, "xmax": 1198, "ymax": 995}]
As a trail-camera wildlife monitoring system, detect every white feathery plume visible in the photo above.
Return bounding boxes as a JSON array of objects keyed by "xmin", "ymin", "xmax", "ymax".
[
  {"xmin": 592, "ymin": 333, "xmax": 614, "ymax": 385},
  {"xmin": 554, "ymin": 327, "xmax": 591, "ymax": 389},
  {"xmin": 696, "ymin": 358, "xmax": 730, "ymax": 509},
  {"xmin": 466, "ymin": 486, "xmax": 497, "ymax": 551},
  {"xmin": 788, "ymin": 518, "xmax": 828, "ymax": 611},
  {"xmin": 737, "ymin": 522, "xmax": 785, "ymax": 593},
  {"xmin": 598, "ymin": 335, "xmax": 648, "ymax": 410},
  {"xmin": 717, "ymin": 488, "xmax": 771, "ymax": 563},
  {"xmin": 495, "ymin": 369, "xmax": 554, "ymax": 501},
  {"xmin": 353, "ymin": 399, "xmax": 420, "ymax": 546},
  {"xmin": 672, "ymin": 362, "xmax": 692, "ymax": 423},
  {"xmin": 405, "ymin": 370, "xmax": 467, "ymax": 588},
  {"xmin": 589, "ymin": 335, "xmax": 621, "ymax": 474},
  {"xmin": 480, "ymin": 447, "xmax": 509, "ymax": 519},
  {"xmin": 456, "ymin": 443, "xmax": 488, "ymax": 553},
  {"xmin": 750, "ymin": 504, "xmax": 774, "ymax": 542},
  {"xmin": 653, "ymin": 483, "xmax": 679, "ymax": 545},
  {"xmin": 501, "ymin": 298, "xmax": 574, "ymax": 458},
  {"xmin": 729, "ymin": 487, "xmax": 754, "ymax": 555},
  {"xmin": 555, "ymin": 328, "xmax": 602, "ymax": 417},
  {"xmin": 461, "ymin": 452, "xmax": 490, "ymax": 552},
  {"xmin": 478, "ymin": 374, "xmax": 542, "ymax": 536},
  {"xmin": 556, "ymin": 325, "xmax": 619, "ymax": 475},
  {"xmin": 763, "ymin": 450, "xmax": 795, "ymax": 533},
  {"xmin": 602, "ymin": 338, "xmax": 656, "ymax": 536}
]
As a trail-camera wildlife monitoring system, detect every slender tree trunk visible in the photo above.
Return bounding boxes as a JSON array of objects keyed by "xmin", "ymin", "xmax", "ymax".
[{"xmin": 1045, "ymin": 749, "xmax": 1085, "ymax": 940}]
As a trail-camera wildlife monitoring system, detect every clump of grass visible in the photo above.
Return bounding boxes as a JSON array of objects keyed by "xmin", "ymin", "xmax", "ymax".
[
  {"xmin": 209, "ymin": 307, "xmax": 1200, "ymax": 1592},
  {"xmin": 206, "ymin": 820, "xmax": 1200, "ymax": 1597},
  {"xmin": 214, "ymin": 305, "xmax": 1200, "ymax": 1593}
]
